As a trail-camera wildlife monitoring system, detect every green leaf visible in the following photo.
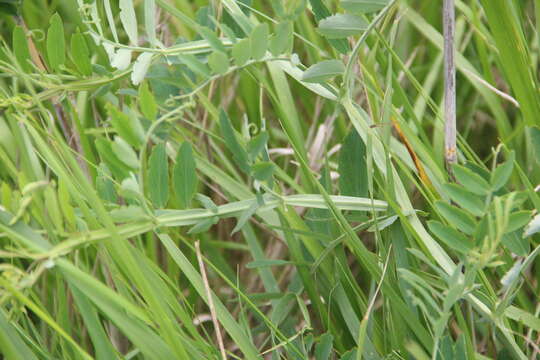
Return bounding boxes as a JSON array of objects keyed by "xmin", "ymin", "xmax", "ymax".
[
  {"xmin": 111, "ymin": 49, "xmax": 132, "ymax": 70},
  {"xmin": 341, "ymin": 349, "xmax": 357, "ymax": 360},
  {"xmin": 317, "ymin": 14, "xmax": 368, "ymax": 39},
  {"xmin": 71, "ymin": 32, "xmax": 92, "ymax": 76},
  {"xmin": 505, "ymin": 306, "xmax": 540, "ymax": 333},
  {"xmin": 69, "ymin": 286, "xmax": 119, "ymax": 360},
  {"xmin": 232, "ymin": 201, "xmax": 258, "ymax": 234},
  {"xmin": 437, "ymin": 335, "xmax": 455, "ymax": 360},
  {"xmin": 104, "ymin": 0, "xmax": 119, "ymax": 43},
  {"xmin": 96, "ymin": 163, "xmax": 117, "ymax": 202},
  {"xmin": 442, "ymin": 183, "xmax": 485, "ymax": 217},
  {"xmin": 0, "ymin": 0, "xmax": 20, "ymax": 16},
  {"xmin": 443, "ymin": 273, "xmax": 465, "ymax": 311},
  {"xmin": 13, "ymin": 26, "xmax": 31, "ymax": 72},
  {"xmin": 110, "ymin": 205, "xmax": 148, "ymax": 222},
  {"xmin": 308, "ymin": 0, "xmax": 350, "ymax": 53},
  {"xmin": 247, "ymin": 131, "xmax": 269, "ymax": 161},
  {"xmin": 57, "ymin": 179, "xmax": 76, "ymax": 227},
  {"xmin": 454, "ymin": 335, "xmax": 467, "ymax": 360},
  {"xmin": 452, "ymin": 164, "xmax": 490, "ymax": 196},
  {"xmin": 58, "ymin": 261, "xmax": 176, "ymax": 360},
  {"xmin": 338, "ymin": 130, "xmax": 367, "ymax": 197},
  {"xmin": 506, "ymin": 211, "xmax": 532, "ymax": 234},
  {"xmin": 530, "ymin": 126, "xmax": 540, "ymax": 163},
  {"xmin": 219, "ymin": 23, "xmax": 237, "ymax": 44},
  {"xmin": 0, "ymin": 309, "xmax": 39, "ymax": 360},
  {"xmin": 47, "ymin": 13, "xmax": 65, "ymax": 71},
  {"xmin": 314, "ymin": 332, "xmax": 333, "ymax": 360},
  {"xmin": 219, "ymin": 110, "xmax": 250, "ymax": 173},
  {"xmin": 434, "ymin": 201, "xmax": 476, "ymax": 235},
  {"xmin": 464, "ymin": 162, "xmax": 491, "ymax": 182},
  {"xmin": 524, "ymin": 214, "xmax": 540, "ymax": 238},
  {"xmin": 139, "ymin": 81, "xmax": 158, "ymax": 121},
  {"xmin": 502, "ymin": 231, "xmax": 529, "ymax": 256},
  {"xmin": 428, "ymin": 221, "xmax": 473, "ymax": 254},
  {"xmin": 106, "ymin": 103, "xmax": 144, "ymax": 148},
  {"xmin": 119, "ymin": 0, "xmax": 139, "ymax": 45},
  {"xmin": 480, "ymin": 0, "xmax": 540, "ymax": 127},
  {"xmin": 208, "ymin": 51, "xmax": 230, "ymax": 75},
  {"xmin": 148, "ymin": 143, "xmax": 169, "ymax": 208},
  {"xmin": 367, "ymin": 215, "xmax": 398, "ymax": 232},
  {"xmin": 491, "ymin": 151, "xmax": 515, "ymax": 191},
  {"xmin": 269, "ymin": 21, "xmax": 293, "ymax": 56},
  {"xmin": 121, "ymin": 175, "xmax": 144, "ymax": 201},
  {"xmin": 188, "ymin": 216, "xmax": 218, "ymax": 234},
  {"xmin": 158, "ymin": 234, "xmax": 261, "ymax": 359},
  {"xmin": 302, "ymin": 59, "xmax": 345, "ymax": 84},
  {"xmin": 195, "ymin": 6, "xmax": 213, "ymax": 27},
  {"xmin": 199, "ymin": 26, "xmax": 226, "ymax": 53},
  {"xmin": 251, "ymin": 162, "xmax": 274, "ymax": 182},
  {"xmin": 232, "ymin": 38, "xmax": 251, "ymax": 66},
  {"xmin": 245, "ymin": 259, "xmax": 294, "ymax": 268},
  {"xmin": 0, "ymin": 209, "xmax": 52, "ymax": 251},
  {"xmin": 173, "ymin": 142, "xmax": 198, "ymax": 209},
  {"xmin": 250, "ymin": 23, "xmax": 269, "ymax": 60},
  {"xmin": 144, "ymin": 0, "xmax": 156, "ymax": 46},
  {"xmin": 341, "ymin": 0, "xmax": 389, "ymax": 13},
  {"xmin": 112, "ymin": 136, "xmax": 139, "ymax": 169},
  {"xmin": 131, "ymin": 52, "xmax": 153, "ymax": 85},
  {"xmin": 95, "ymin": 138, "xmax": 131, "ymax": 179},
  {"xmin": 196, "ymin": 193, "xmax": 218, "ymax": 213},
  {"xmin": 178, "ymin": 54, "xmax": 211, "ymax": 77}
]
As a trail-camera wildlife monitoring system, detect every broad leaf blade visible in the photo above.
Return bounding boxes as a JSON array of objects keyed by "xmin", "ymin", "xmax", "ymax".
[
  {"xmin": 302, "ymin": 60, "xmax": 345, "ymax": 83},
  {"xmin": 434, "ymin": 201, "xmax": 476, "ymax": 235},
  {"xmin": 317, "ymin": 14, "xmax": 368, "ymax": 39},
  {"xmin": 13, "ymin": 26, "xmax": 31, "ymax": 72},
  {"xmin": 338, "ymin": 130, "xmax": 368, "ymax": 197},
  {"xmin": 47, "ymin": 13, "xmax": 65, "ymax": 71},
  {"xmin": 208, "ymin": 51, "xmax": 230, "ymax": 75},
  {"xmin": 144, "ymin": 0, "xmax": 157, "ymax": 46},
  {"xmin": 442, "ymin": 183, "xmax": 485, "ymax": 217},
  {"xmin": 250, "ymin": 23, "xmax": 269, "ymax": 60},
  {"xmin": 131, "ymin": 52, "xmax": 154, "ymax": 85},
  {"xmin": 148, "ymin": 143, "xmax": 169, "ymax": 208},
  {"xmin": 452, "ymin": 164, "xmax": 490, "ymax": 196},
  {"xmin": 119, "ymin": 0, "xmax": 139, "ymax": 45},
  {"xmin": 232, "ymin": 38, "xmax": 251, "ymax": 66},
  {"xmin": 106, "ymin": 104, "xmax": 144, "ymax": 148},
  {"xmin": 219, "ymin": 110, "xmax": 250, "ymax": 173},
  {"xmin": 491, "ymin": 151, "xmax": 515, "ymax": 191},
  {"xmin": 173, "ymin": 142, "xmax": 198, "ymax": 209},
  {"xmin": 308, "ymin": 0, "xmax": 350, "ymax": 53},
  {"xmin": 341, "ymin": 0, "xmax": 389, "ymax": 13},
  {"xmin": 71, "ymin": 32, "xmax": 92, "ymax": 76},
  {"xmin": 139, "ymin": 81, "xmax": 158, "ymax": 121},
  {"xmin": 428, "ymin": 221, "xmax": 473, "ymax": 254}
]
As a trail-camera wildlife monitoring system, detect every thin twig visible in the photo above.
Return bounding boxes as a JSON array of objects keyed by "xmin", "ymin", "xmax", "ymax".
[
  {"xmin": 461, "ymin": 67, "xmax": 519, "ymax": 108},
  {"xmin": 195, "ymin": 240, "xmax": 227, "ymax": 360},
  {"xmin": 444, "ymin": 0, "xmax": 457, "ymax": 171}
]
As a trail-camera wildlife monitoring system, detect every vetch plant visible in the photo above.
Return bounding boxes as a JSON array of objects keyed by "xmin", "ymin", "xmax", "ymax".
[{"xmin": 0, "ymin": 0, "xmax": 538, "ymax": 360}]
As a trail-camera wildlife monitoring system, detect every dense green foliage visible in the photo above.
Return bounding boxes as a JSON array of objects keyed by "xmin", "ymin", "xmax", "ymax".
[{"xmin": 0, "ymin": 0, "xmax": 539, "ymax": 359}]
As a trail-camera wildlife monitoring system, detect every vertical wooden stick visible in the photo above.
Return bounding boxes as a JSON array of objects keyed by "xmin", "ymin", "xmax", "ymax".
[{"xmin": 443, "ymin": 0, "xmax": 457, "ymax": 169}]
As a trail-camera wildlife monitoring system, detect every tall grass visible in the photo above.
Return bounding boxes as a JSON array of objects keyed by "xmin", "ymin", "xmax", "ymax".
[{"xmin": 0, "ymin": 0, "xmax": 539, "ymax": 359}]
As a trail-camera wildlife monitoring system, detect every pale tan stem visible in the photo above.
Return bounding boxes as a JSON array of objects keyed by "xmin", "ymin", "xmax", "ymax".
[
  {"xmin": 195, "ymin": 240, "xmax": 227, "ymax": 360},
  {"xmin": 444, "ymin": 0, "xmax": 457, "ymax": 170}
]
